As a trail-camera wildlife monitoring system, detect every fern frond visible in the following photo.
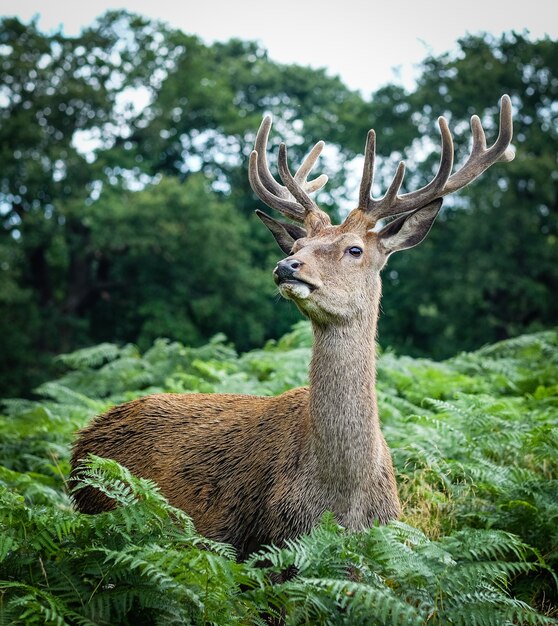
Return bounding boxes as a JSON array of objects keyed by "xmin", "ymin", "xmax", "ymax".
[
  {"xmin": 287, "ymin": 577, "xmax": 424, "ymax": 625},
  {"xmin": 56, "ymin": 343, "xmax": 125, "ymax": 370}
]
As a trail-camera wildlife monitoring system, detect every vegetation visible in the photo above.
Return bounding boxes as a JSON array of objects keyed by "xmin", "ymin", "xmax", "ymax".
[
  {"xmin": 1, "ymin": 324, "xmax": 557, "ymax": 624},
  {"xmin": 1, "ymin": 9, "xmax": 556, "ymax": 623},
  {"xmin": 1, "ymin": 12, "xmax": 557, "ymax": 396}
]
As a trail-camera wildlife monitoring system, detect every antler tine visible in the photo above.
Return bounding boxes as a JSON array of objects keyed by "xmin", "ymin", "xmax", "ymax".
[
  {"xmin": 443, "ymin": 94, "xmax": 515, "ymax": 195},
  {"xmin": 295, "ymin": 141, "xmax": 329, "ymax": 191},
  {"xmin": 394, "ymin": 116, "xmax": 454, "ymax": 204},
  {"xmin": 249, "ymin": 114, "xmax": 331, "ymax": 227},
  {"xmin": 471, "ymin": 115, "xmax": 487, "ymax": 152},
  {"xmin": 248, "ymin": 151, "xmax": 306, "ymax": 222},
  {"xmin": 359, "ymin": 95, "xmax": 514, "ymax": 222},
  {"xmin": 358, "ymin": 130, "xmax": 376, "ymax": 209},
  {"xmin": 278, "ymin": 144, "xmax": 321, "ymax": 213},
  {"xmin": 382, "ymin": 161, "xmax": 406, "ymax": 207},
  {"xmin": 254, "ymin": 115, "xmax": 328, "ymax": 199},
  {"xmin": 363, "ymin": 116, "xmax": 453, "ymax": 221},
  {"xmin": 254, "ymin": 116, "xmax": 288, "ymax": 199}
]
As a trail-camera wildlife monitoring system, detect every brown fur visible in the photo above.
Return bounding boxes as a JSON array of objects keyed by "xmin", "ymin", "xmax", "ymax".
[
  {"xmin": 70, "ymin": 224, "xmax": 402, "ymax": 558},
  {"xmin": 71, "ymin": 383, "xmax": 399, "ymax": 558}
]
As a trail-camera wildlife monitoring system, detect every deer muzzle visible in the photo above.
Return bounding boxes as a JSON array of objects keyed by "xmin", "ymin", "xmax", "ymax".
[{"xmin": 274, "ymin": 258, "xmax": 303, "ymax": 283}]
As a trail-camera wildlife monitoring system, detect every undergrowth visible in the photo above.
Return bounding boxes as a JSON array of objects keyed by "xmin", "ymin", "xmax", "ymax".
[{"xmin": 1, "ymin": 323, "xmax": 557, "ymax": 624}]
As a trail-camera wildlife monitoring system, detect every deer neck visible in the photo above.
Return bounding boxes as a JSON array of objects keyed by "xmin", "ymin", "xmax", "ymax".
[{"xmin": 307, "ymin": 294, "xmax": 381, "ymax": 489}]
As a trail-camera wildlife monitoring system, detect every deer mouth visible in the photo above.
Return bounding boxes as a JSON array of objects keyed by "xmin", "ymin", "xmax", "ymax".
[
  {"xmin": 276, "ymin": 276, "xmax": 317, "ymax": 291},
  {"xmin": 276, "ymin": 277, "xmax": 317, "ymax": 300}
]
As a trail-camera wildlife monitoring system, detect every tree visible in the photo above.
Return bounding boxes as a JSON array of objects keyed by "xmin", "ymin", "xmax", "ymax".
[
  {"xmin": 1, "ymin": 14, "xmax": 556, "ymax": 395},
  {"xmin": 378, "ymin": 32, "xmax": 558, "ymax": 357},
  {"xmin": 82, "ymin": 174, "xmax": 276, "ymax": 351},
  {"xmin": 0, "ymin": 12, "xmax": 365, "ymax": 395}
]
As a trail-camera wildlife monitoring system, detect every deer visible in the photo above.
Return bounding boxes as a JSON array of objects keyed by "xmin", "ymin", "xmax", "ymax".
[{"xmin": 70, "ymin": 95, "xmax": 514, "ymax": 559}]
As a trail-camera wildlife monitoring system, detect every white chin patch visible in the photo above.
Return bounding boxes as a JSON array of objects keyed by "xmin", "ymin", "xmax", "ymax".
[{"xmin": 279, "ymin": 282, "xmax": 312, "ymax": 300}]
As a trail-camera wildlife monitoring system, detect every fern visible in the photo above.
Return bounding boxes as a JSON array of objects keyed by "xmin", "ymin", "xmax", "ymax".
[
  {"xmin": 247, "ymin": 517, "xmax": 554, "ymax": 625},
  {"xmin": 1, "ymin": 328, "xmax": 557, "ymax": 623}
]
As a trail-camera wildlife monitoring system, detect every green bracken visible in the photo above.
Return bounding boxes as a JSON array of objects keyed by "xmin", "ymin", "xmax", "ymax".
[{"xmin": 1, "ymin": 324, "xmax": 557, "ymax": 624}]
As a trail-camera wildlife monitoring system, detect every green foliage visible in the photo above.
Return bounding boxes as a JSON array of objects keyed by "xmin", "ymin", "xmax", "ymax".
[
  {"xmin": 2, "ymin": 14, "xmax": 556, "ymax": 396},
  {"xmin": 1, "ymin": 456, "xmax": 259, "ymax": 625},
  {"xmin": 1, "ymin": 326, "xmax": 557, "ymax": 623},
  {"xmin": 379, "ymin": 32, "xmax": 558, "ymax": 359},
  {"xmin": 251, "ymin": 518, "xmax": 550, "ymax": 625}
]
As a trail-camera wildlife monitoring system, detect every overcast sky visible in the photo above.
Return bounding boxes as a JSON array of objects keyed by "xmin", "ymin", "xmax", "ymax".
[{"xmin": 3, "ymin": 0, "xmax": 557, "ymax": 95}]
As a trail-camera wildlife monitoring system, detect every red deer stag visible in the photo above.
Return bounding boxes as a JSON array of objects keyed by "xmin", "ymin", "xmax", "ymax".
[{"xmin": 71, "ymin": 96, "xmax": 514, "ymax": 558}]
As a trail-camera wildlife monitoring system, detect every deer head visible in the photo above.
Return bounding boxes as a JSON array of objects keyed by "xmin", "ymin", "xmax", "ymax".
[{"xmin": 249, "ymin": 96, "xmax": 514, "ymax": 324}]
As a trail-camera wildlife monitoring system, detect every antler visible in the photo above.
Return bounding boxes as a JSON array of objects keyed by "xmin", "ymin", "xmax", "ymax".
[
  {"xmin": 359, "ymin": 94, "xmax": 515, "ymax": 223},
  {"xmin": 248, "ymin": 115, "xmax": 331, "ymax": 226}
]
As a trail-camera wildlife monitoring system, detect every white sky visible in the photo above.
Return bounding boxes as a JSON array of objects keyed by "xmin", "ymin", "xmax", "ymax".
[{"xmin": 2, "ymin": 0, "xmax": 557, "ymax": 95}]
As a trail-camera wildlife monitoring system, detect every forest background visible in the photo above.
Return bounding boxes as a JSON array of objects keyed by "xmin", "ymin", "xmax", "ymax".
[{"xmin": 1, "ymin": 11, "xmax": 557, "ymax": 398}]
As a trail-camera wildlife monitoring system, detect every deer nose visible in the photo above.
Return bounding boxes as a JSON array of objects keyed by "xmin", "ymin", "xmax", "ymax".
[{"xmin": 274, "ymin": 258, "xmax": 303, "ymax": 282}]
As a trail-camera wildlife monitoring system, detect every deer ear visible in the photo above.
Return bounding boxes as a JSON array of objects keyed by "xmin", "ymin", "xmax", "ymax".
[
  {"xmin": 255, "ymin": 210, "xmax": 307, "ymax": 254},
  {"xmin": 378, "ymin": 199, "xmax": 443, "ymax": 255}
]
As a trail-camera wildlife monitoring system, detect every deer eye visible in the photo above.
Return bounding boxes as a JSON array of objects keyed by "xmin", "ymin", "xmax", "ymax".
[{"xmin": 347, "ymin": 246, "xmax": 363, "ymax": 258}]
